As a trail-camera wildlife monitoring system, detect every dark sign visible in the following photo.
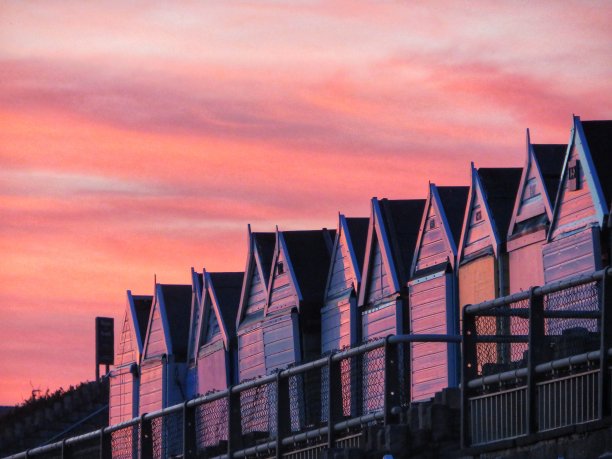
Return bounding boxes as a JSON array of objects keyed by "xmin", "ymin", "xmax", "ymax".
[{"xmin": 96, "ymin": 317, "xmax": 114, "ymax": 366}]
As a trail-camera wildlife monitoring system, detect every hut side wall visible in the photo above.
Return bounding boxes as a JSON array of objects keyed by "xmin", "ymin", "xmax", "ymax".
[
  {"xmin": 508, "ymin": 236, "xmax": 546, "ymax": 293},
  {"xmin": 543, "ymin": 226, "xmax": 602, "ymax": 284},
  {"xmin": 458, "ymin": 255, "xmax": 497, "ymax": 310},
  {"xmin": 409, "ymin": 274, "xmax": 455, "ymax": 401},
  {"xmin": 237, "ymin": 324, "xmax": 265, "ymax": 381},
  {"xmin": 263, "ymin": 310, "xmax": 300, "ymax": 372},
  {"xmin": 139, "ymin": 360, "xmax": 164, "ymax": 414},
  {"xmin": 322, "ymin": 227, "xmax": 357, "ymax": 353},
  {"xmin": 109, "ymin": 366, "xmax": 138, "ymax": 424},
  {"xmin": 197, "ymin": 338, "xmax": 228, "ymax": 394}
]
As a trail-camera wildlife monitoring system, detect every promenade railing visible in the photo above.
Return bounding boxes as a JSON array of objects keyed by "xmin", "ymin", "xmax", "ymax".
[
  {"xmin": 4, "ymin": 334, "xmax": 460, "ymax": 459},
  {"xmin": 462, "ymin": 267, "xmax": 612, "ymax": 448}
]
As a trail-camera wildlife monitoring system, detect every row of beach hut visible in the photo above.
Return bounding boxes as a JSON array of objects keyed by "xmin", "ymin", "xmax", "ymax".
[{"xmin": 109, "ymin": 116, "xmax": 612, "ymax": 426}]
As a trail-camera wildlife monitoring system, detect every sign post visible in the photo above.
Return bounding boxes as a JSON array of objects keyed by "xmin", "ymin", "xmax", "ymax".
[{"xmin": 95, "ymin": 317, "xmax": 114, "ymax": 380}]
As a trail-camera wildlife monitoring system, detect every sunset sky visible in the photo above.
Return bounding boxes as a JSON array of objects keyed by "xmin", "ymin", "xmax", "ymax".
[{"xmin": 1, "ymin": 1, "xmax": 611, "ymax": 405}]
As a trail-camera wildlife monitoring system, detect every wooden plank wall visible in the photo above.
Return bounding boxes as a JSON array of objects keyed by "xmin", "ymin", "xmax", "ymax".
[{"xmin": 409, "ymin": 275, "xmax": 451, "ymax": 401}]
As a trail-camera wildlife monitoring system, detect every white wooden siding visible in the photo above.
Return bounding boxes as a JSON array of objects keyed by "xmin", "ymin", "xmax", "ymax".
[
  {"xmin": 238, "ymin": 325, "xmax": 265, "ymax": 381},
  {"xmin": 366, "ymin": 240, "xmax": 393, "ymax": 304},
  {"xmin": 551, "ymin": 146, "xmax": 597, "ymax": 240},
  {"xmin": 327, "ymin": 229, "xmax": 355, "ymax": 300},
  {"xmin": 267, "ymin": 248, "xmax": 297, "ymax": 314},
  {"xmin": 415, "ymin": 201, "xmax": 449, "ymax": 271},
  {"xmin": 144, "ymin": 300, "xmax": 166, "ymax": 359},
  {"xmin": 263, "ymin": 311, "xmax": 299, "ymax": 372},
  {"xmin": 117, "ymin": 310, "xmax": 137, "ymax": 366},
  {"xmin": 362, "ymin": 298, "xmax": 398, "ymax": 339},
  {"xmin": 321, "ymin": 298, "xmax": 352, "ymax": 354},
  {"xmin": 109, "ymin": 366, "xmax": 137, "ymax": 424},
  {"xmin": 245, "ymin": 266, "xmax": 267, "ymax": 318},
  {"xmin": 197, "ymin": 337, "xmax": 227, "ymax": 394},
  {"xmin": 463, "ymin": 187, "xmax": 493, "ymax": 258},
  {"xmin": 543, "ymin": 227, "xmax": 601, "ymax": 284},
  {"xmin": 409, "ymin": 275, "xmax": 450, "ymax": 401},
  {"xmin": 516, "ymin": 163, "xmax": 547, "ymax": 224},
  {"xmin": 139, "ymin": 360, "xmax": 164, "ymax": 415}
]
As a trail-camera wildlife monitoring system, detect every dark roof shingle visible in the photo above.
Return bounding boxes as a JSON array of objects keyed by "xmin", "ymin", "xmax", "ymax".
[
  {"xmin": 478, "ymin": 168, "xmax": 523, "ymax": 239},
  {"xmin": 209, "ymin": 272, "xmax": 244, "ymax": 338},
  {"xmin": 160, "ymin": 284, "xmax": 192, "ymax": 361},
  {"xmin": 282, "ymin": 229, "xmax": 335, "ymax": 304},
  {"xmin": 582, "ymin": 120, "xmax": 612, "ymax": 209},
  {"xmin": 436, "ymin": 186, "xmax": 470, "ymax": 246}
]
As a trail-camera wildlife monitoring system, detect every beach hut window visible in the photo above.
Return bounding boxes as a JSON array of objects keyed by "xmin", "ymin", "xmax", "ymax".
[{"xmin": 568, "ymin": 159, "xmax": 580, "ymax": 191}]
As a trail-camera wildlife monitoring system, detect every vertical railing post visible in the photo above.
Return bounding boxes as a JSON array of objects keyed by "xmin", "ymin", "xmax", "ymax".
[
  {"xmin": 100, "ymin": 428, "xmax": 112, "ymax": 459},
  {"xmin": 384, "ymin": 336, "xmax": 399, "ymax": 425},
  {"xmin": 276, "ymin": 372, "xmax": 290, "ymax": 459},
  {"xmin": 461, "ymin": 305, "xmax": 477, "ymax": 449},
  {"xmin": 598, "ymin": 269, "xmax": 612, "ymax": 419},
  {"xmin": 527, "ymin": 286, "xmax": 544, "ymax": 436},
  {"xmin": 61, "ymin": 439, "xmax": 71, "ymax": 459},
  {"xmin": 327, "ymin": 352, "xmax": 342, "ymax": 448},
  {"xmin": 183, "ymin": 400, "xmax": 197, "ymax": 459},
  {"xmin": 227, "ymin": 387, "xmax": 242, "ymax": 457},
  {"xmin": 139, "ymin": 414, "xmax": 153, "ymax": 459}
]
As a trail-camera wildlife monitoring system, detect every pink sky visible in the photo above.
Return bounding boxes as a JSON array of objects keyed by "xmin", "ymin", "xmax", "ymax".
[{"xmin": 0, "ymin": 1, "xmax": 611, "ymax": 405}]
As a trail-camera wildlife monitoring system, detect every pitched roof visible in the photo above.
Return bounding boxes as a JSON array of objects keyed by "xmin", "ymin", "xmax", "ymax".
[
  {"xmin": 282, "ymin": 229, "xmax": 335, "ymax": 303},
  {"xmin": 436, "ymin": 186, "xmax": 470, "ymax": 246},
  {"xmin": 582, "ymin": 120, "xmax": 612, "ymax": 208},
  {"xmin": 208, "ymin": 272, "xmax": 244, "ymax": 339},
  {"xmin": 344, "ymin": 217, "xmax": 369, "ymax": 276},
  {"xmin": 532, "ymin": 144, "xmax": 566, "ymax": 203},
  {"xmin": 378, "ymin": 199, "xmax": 426, "ymax": 286},
  {"xmin": 159, "ymin": 284, "xmax": 192, "ymax": 361},
  {"xmin": 478, "ymin": 168, "xmax": 523, "ymax": 239},
  {"xmin": 131, "ymin": 295, "xmax": 153, "ymax": 345},
  {"xmin": 253, "ymin": 232, "xmax": 276, "ymax": 286}
]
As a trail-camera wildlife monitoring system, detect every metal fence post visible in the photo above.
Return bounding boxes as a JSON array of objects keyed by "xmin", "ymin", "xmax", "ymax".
[
  {"xmin": 598, "ymin": 270, "xmax": 612, "ymax": 419},
  {"xmin": 327, "ymin": 352, "xmax": 342, "ymax": 448},
  {"xmin": 61, "ymin": 439, "xmax": 70, "ymax": 459},
  {"xmin": 139, "ymin": 414, "xmax": 153, "ymax": 459},
  {"xmin": 527, "ymin": 286, "xmax": 544, "ymax": 435},
  {"xmin": 183, "ymin": 401, "xmax": 197, "ymax": 459},
  {"xmin": 100, "ymin": 429, "xmax": 112, "ymax": 459},
  {"xmin": 461, "ymin": 305, "xmax": 477, "ymax": 449},
  {"xmin": 276, "ymin": 372, "xmax": 291, "ymax": 459},
  {"xmin": 384, "ymin": 336, "xmax": 400, "ymax": 425},
  {"xmin": 227, "ymin": 387, "xmax": 242, "ymax": 457}
]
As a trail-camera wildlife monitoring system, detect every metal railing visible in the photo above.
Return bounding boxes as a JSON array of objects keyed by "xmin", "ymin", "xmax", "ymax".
[
  {"xmin": 462, "ymin": 267, "xmax": 612, "ymax": 448},
  {"xmin": 5, "ymin": 334, "xmax": 460, "ymax": 459}
]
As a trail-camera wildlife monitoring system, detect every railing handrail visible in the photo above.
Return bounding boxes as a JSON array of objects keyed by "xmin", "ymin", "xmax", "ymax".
[
  {"xmin": 3, "ymin": 333, "xmax": 461, "ymax": 459},
  {"xmin": 465, "ymin": 267, "xmax": 612, "ymax": 315}
]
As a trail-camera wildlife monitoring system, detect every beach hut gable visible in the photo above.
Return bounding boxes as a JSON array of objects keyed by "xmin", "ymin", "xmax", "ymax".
[
  {"xmin": 236, "ymin": 230, "xmax": 275, "ymax": 327},
  {"xmin": 459, "ymin": 167, "xmax": 499, "ymax": 261},
  {"xmin": 142, "ymin": 285, "xmax": 171, "ymax": 360},
  {"xmin": 266, "ymin": 232, "xmax": 302, "ymax": 315},
  {"xmin": 325, "ymin": 215, "xmax": 364, "ymax": 302},
  {"xmin": 411, "ymin": 185, "xmax": 460, "ymax": 275},
  {"xmin": 548, "ymin": 118, "xmax": 609, "ymax": 241},
  {"xmin": 359, "ymin": 199, "xmax": 400, "ymax": 307}
]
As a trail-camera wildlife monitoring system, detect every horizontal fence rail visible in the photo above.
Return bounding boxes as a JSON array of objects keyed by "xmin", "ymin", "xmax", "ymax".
[
  {"xmin": 4, "ymin": 334, "xmax": 461, "ymax": 459},
  {"xmin": 462, "ymin": 267, "xmax": 612, "ymax": 449}
]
